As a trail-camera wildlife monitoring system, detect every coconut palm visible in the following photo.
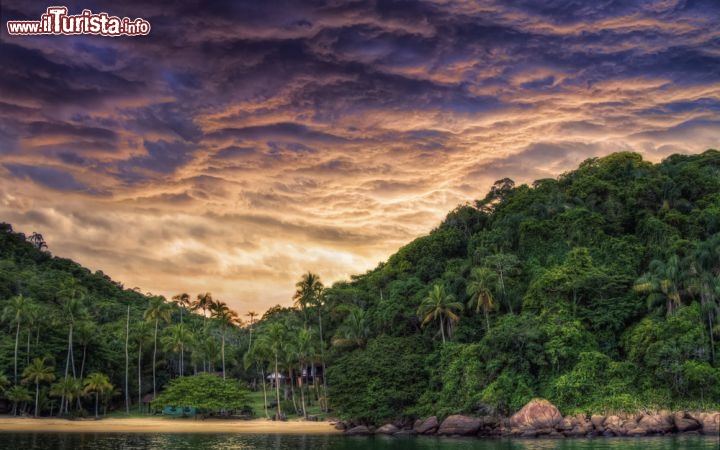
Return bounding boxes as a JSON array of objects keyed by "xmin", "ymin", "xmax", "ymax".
[
  {"xmin": 0, "ymin": 373, "xmax": 9, "ymax": 393},
  {"xmin": 466, "ymin": 267, "xmax": 497, "ymax": 331},
  {"xmin": 6, "ymin": 385, "xmax": 32, "ymax": 416},
  {"xmin": 194, "ymin": 292, "xmax": 214, "ymax": 321},
  {"xmin": 244, "ymin": 338, "xmax": 272, "ymax": 418},
  {"xmin": 162, "ymin": 323, "xmax": 192, "ymax": 376},
  {"xmin": 58, "ymin": 280, "xmax": 88, "ymax": 381},
  {"xmin": 331, "ymin": 304, "xmax": 369, "ymax": 349},
  {"xmin": 51, "ymin": 376, "xmax": 82, "ymax": 415},
  {"xmin": 2, "ymin": 294, "xmax": 30, "ymax": 384},
  {"xmin": 83, "ymin": 372, "xmax": 113, "ymax": 418},
  {"xmin": 257, "ymin": 322, "xmax": 287, "ymax": 419},
  {"xmin": 296, "ymin": 326, "xmax": 317, "ymax": 418},
  {"xmin": 634, "ymin": 255, "xmax": 685, "ymax": 316},
  {"xmin": 417, "ymin": 284, "xmax": 464, "ymax": 344},
  {"xmin": 131, "ymin": 321, "xmax": 153, "ymax": 409},
  {"xmin": 143, "ymin": 296, "xmax": 172, "ymax": 398},
  {"xmin": 172, "ymin": 293, "xmax": 192, "ymax": 324},
  {"xmin": 211, "ymin": 304, "xmax": 240, "ymax": 379},
  {"xmin": 247, "ymin": 311, "xmax": 257, "ymax": 348},
  {"xmin": 293, "ymin": 272, "xmax": 323, "ymax": 325},
  {"xmin": 293, "ymin": 272, "xmax": 328, "ymax": 410},
  {"xmin": 22, "ymin": 357, "xmax": 55, "ymax": 417}
]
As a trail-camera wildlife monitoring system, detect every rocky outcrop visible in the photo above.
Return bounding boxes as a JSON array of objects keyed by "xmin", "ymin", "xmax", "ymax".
[
  {"xmin": 376, "ymin": 423, "xmax": 399, "ymax": 434},
  {"xmin": 673, "ymin": 412, "xmax": 701, "ymax": 432},
  {"xmin": 509, "ymin": 399, "xmax": 563, "ymax": 431},
  {"xmin": 341, "ymin": 400, "xmax": 719, "ymax": 439},
  {"xmin": 636, "ymin": 411, "xmax": 674, "ymax": 434},
  {"xmin": 697, "ymin": 412, "xmax": 720, "ymax": 434},
  {"xmin": 345, "ymin": 425, "xmax": 371, "ymax": 435},
  {"xmin": 413, "ymin": 416, "xmax": 439, "ymax": 434},
  {"xmin": 437, "ymin": 415, "xmax": 482, "ymax": 436}
]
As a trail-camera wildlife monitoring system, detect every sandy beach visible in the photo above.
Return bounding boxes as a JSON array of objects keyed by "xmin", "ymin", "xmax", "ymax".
[{"xmin": 0, "ymin": 416, "xmax": 341, "ymax": 434}]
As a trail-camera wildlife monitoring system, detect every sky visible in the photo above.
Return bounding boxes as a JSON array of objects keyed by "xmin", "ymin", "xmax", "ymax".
[{"xmin": 1, "ymin": 0, "xmax": 719, "ymax": 316}]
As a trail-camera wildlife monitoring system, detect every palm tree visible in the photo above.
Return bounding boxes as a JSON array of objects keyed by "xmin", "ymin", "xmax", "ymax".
[
  {"xmin": 162, "ymin": 323, "xmax": 191, "ymax": 376},
  {"xmin": 296, "ymin": 327, "xmax": 317, "ymax": 418},
  {"xmin": 244, "ymin": 338, "xmax": 271, "ymax": 418},
  {"xmin": 2, "ymin": 294, "xmax": 30, "ymax": 384},
  {"xmin": 143, "ymin": 296, "xmax": 172, "ymax": 399},
  {"xmin": 131, "ymin": 321, "xmax": 152, "ymax": 410},
  {"xmin": 172, "ymin": 293, "xmax": 192, "ymax": 325},
  {"xmin": 634, "ymin": 255, "xmax": 685, "ymax": 316},
  {"xmin": 417, "ymin": 284, "xmax": 464, "ymax": 344},
  {"xmin": 485, "ymin": 253, "xmax": 520, "ymax": 313},
  {"xmin": 211, "ymin": 304, "xmax": 240, "ymax": 379},
  {"xmin": 24, "ymin": 302, "xmax": 41, "ymax": 366},
  {"xmin": 22, "ymin": 357, "xmax": 55, "ymax": 417},
  {"xmin": 83, "ymin": 372, "xmax": 113, "ymax": 418},
  {"xmin": 247, "ymin": 311, "xmax": 257, "ymax": 349},
  {"xmin": 293, "ymin": 272, "xmax": 323, "ymax": 325},
  {"xmin": 257, "ymin": 322, "xmax": 286, "ymax": 419},
  {"xmin": 6, "ymin": 385, "xmax": 32, "ymax": 416},
  {"xmin": 331, "ymin": 304, "xmax": 369, "ymax": 348},
  {"xmin": 194, "ymin": 292, "xmax": 214, "ymax": 322},
  {"xmin": 51, "ymin": 376, "xmax": 83, "ymax": 415},
  {"xmin": 58, "ymin": 280, "xmax": 88, "ymax": 381},
  {"xmin": 293, "ymin": 272, "xmax": 328, "ymax": 410},
  {"xmin": 466, "ymin": 267, "xmax": 497, "ymax": 330}
]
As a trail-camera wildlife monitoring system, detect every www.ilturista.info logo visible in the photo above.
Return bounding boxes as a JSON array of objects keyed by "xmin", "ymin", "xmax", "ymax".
[{"xmin": 7, "ymin": 6, "xmax": 150, "ymax": 36}]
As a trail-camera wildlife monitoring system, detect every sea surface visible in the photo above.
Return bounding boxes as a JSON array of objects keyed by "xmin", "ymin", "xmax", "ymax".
[{"xmin": 0, "ymin": 433, "xmax": 718, "ymax": 450}]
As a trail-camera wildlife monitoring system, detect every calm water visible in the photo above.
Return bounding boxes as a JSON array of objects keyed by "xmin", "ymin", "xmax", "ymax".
[{"xmin": 0, "ymin": 434, "xmax": 717, "ymax": 450}]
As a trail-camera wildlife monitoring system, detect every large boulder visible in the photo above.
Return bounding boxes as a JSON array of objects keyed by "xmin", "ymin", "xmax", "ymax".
[
  {"xmin": 673, "ymin": 412, "xmax": 701, "ymax": 432},
  {"xmin": 590, "ymin": 414, "xmax": 605, "ymax": 431},
  {"xmin": 413, "ymin": 416, "xmax": 439, "ymax": 435},
  {"xmin": 345, "ymin": 425, "xmax": 371, "ymax": 435},
  {"xmin": 636, "ymin": 411, "xmax": 674, "ymax": 434},
  {"xmin": 603, "ymin": 415, "xmax": 625, "ymax": 435},
  {"xmin": 699, "ymin": 412, "xmax": 720, "ymax": 434},
  {"xmin": 509, "ymin": 399, "xmax": 563, "ymax": 431},
  {"xmin": 376, "ymin": 424, "xmax": 399, "ymax": 435},
  {"xmin": 437, "ymin": 415, "xmax": 482, "ymax": 436}
]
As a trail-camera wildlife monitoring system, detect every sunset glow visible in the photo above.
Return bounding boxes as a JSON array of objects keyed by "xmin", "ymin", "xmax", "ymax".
[{"xmin": 2, "ymin": 0, "xmax": 719, "ymax": 314}]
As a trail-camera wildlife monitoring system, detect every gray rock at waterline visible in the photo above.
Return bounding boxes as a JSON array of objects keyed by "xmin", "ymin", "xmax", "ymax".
[
  {"xmin": 413, "ymin": 416, "xmax": 439, "ymax": 435},
  {"xmin": 376, "ymin": 423, "xmax": 399, "ymax": 435},
  {"xmin": 437, "ymin": 415, "xmax": 482, "ymax": 436},
  {"xmin": 345, "ymin": 425, "xmax": 371, "ymax": 435}
]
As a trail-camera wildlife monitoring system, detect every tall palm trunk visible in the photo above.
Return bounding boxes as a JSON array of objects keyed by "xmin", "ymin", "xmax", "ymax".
[
  {"xmin": 34, "ymin": 381, "xmax": 40, "ymax": 417},
  {"xmin": 289, "ymin": 367, "xmax": 298, "ymax": 414},
  {"xmin": 221, "ymin": 330, "xmax": 226, "ymax": 380},
  {"xmin": 13, "ymin": 321, "xmax": 20, "ymax": 384},
  {"xmin": 299, "ymin": 364, "xmax": 307, "ymax": 418},
  {"xmin": 440, "ymin": 316, "xmax": 446, "ymax": 344},
  {"xmin": 318, "ymin": 312, "xmax": 329, "ymax": 412},
  {"xmin": 94, "ymin": 392, "xmax": 99, "ymax": 419},
  {"xmin": 125, "ymin": 305, "xmax": 130, "ymax": 413},
  {"xmin": 137, "ymin": 342, "xmax": 142, "ymax": 413},
  {"xmin": 26, "ymin": 329, "xmax": 31, "ymax": 366},
  {"xmin": 274, "ymin": 353, "xmax": 281, "ymax": 419},
  {"xmin": 152, "ymin": 319, "xmax": 158, "ymax": 399},
  {"xmin": 260, "ymin": 366, "xmax": 269, "ymax": 419}
]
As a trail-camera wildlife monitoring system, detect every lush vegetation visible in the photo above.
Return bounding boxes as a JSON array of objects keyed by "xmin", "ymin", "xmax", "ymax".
[
  {"xmin": 151, "ymin": 374, "xmax": 250, "ymax": 412},
  {"xmin": 2, "ymin": 150, "xmax": 720, "ymax": 424}
]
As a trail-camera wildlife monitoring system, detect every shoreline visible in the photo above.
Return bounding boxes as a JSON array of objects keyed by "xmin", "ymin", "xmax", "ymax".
[{"xmin": 0, "ymin": 416, "xmax": 341, "ymax": 434}]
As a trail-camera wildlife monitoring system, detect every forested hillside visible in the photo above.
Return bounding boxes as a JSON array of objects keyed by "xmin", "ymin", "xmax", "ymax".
[
  {"xmin": 2, "ymin": 150, "xmax": 719, "ymax": 423},
  {"xmin": 0, "ymin": 227, "xmax": 248, "ymax": 416},
  {"xmin": 319, "ymin": 150, "xmax": 720, "ymax": 423}
]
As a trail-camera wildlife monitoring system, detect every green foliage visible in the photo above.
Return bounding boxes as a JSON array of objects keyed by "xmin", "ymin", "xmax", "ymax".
[
  {"xmin": 328, "ymin": 335, "xmax": 428, "ymax": 424},
  {"xmin": 152, "ymin": 374, "xmax": 250, "ymax": 411}
]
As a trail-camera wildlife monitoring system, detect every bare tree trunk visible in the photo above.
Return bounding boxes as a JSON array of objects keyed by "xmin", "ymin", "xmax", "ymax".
[{"xmin": 125, "ymin": 305, "xmax": 130, "ymax": 413}]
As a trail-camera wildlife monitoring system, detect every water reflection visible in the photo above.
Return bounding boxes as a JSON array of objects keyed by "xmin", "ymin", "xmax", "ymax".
[{"xmin": 0, "ymin": 433, "xmax": 717, "ymax": 450}]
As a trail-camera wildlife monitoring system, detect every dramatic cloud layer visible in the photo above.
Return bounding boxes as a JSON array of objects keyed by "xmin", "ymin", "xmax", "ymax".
[{"xmin": 2, "ymin": 0, "xmax": 719, "ymax": 314}]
